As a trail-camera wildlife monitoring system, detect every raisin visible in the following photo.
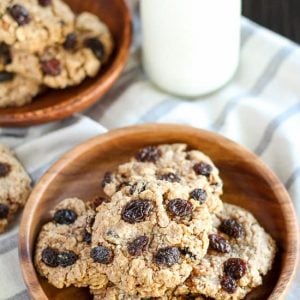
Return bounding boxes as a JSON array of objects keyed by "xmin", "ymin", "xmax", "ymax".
[
  {"xmin": 154, "ymin": 247, "xmax": 181, "ymax": 267},
  {"xmin": 63, "ymin": 32, "xmax": 77, "ymax": 50},
  {"xmin": 208, "ymin": 234, "xmax": 231, "ymax": 253},
  {"xmin": 83, "ymin": 230, "xmax": 92, "ymax": 244},
  {"xmin": 0, "ymin": 71, "xmax": 14, "ymax": 82},
  {"xmin": 223, "ymin": 258, "xmax": 247, "ymax": 280},
  {"xmin": 101, "ymin": 172, "xmax": 113, "ymax": 188},
  {"xmin": 41, "ymin": 58, "xmax": 61, "ymax": 76},
  {"xmin": 90, "ymin": 246, "xmax": 114, "ymax": 264},
  {"xmin": 189, "ymin": 188, "xmax": 207, "ymax": 204},
  {"xmin": 9, "ymin": 5, "xmax": 30, "ymax": 26},
  {"xmin": 38, "ymin": 0, "xmax": 52, "ymax": 7},
  {"xmin": 121, "ymin": 200, "xmax": 153, "ymax": 223},
  {"xmin": 41, "ymin": 247, "xmax": 59, "ymax": 267},
  {"xmin": 135, "ymin": 146, "xmax": 161, "ymax": 163},
  {"xmin": 0, "ymin": 203, "xmax": 9, "ymax": 219},
  {"xmin": 84, "ymin": 38, "xmax": 105, "ymax": 61},
  {"xmin": 158, "ymin": 172, "xmax": 181, "ymax": 183},
  {"xmin": 127, "ymin": 236, "xmax": 149, "ymax": 256},
  {"xmin": 193, "ymin": 162, "xmax": 213, "ymax": 176},
  {"xmin": 221, "ymin": 276, "xmax": 237, "ymax": 294},
  {"xmin": 167, "ymin": 199, "xmax": 193, "ymax": 217},
  {"xmin": 91, "ymin": 196, "xmax": 109, "ymax": 209},
  {"xmin": 219, "ymin": 219, "xmax": 244, "ymax": 238},
  {"xmin": 53, "ymin": 209, "xmax": 77, "ymax": 225},
  {"xmin": 57, "ymin": 251, "xmax": 78, "ymax": 267},
  {"xmin": 0, "ymin": 162, "xmax": 11, "ymax": 177},
  {"xmin": 0, "ymin": 43, "xmax": 12, "ymax": 65}
]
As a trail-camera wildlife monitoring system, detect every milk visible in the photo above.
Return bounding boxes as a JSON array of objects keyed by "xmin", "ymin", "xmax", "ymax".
[{"xmin": 141, "ymin": 0, "xmax": 241, "ymax": 97}]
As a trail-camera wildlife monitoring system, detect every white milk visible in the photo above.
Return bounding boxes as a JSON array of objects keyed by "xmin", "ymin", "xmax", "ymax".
[{"xmin": 141, "ymin": 0, "xmax": 241, "ymax": 97}]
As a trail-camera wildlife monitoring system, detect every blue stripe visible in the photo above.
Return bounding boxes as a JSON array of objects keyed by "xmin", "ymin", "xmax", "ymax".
[
  {"xmin": 241, "ymin": 22, "xmax": 257, "ymax": 46},
  {"xmin": 254, "ymin": 102, "xmax": 300, "ymax": 156},
  {"xmin": 211, "ymin": 45, "xmax": 295, "ymax": 131},
  {"xmin": 0, "ymin": 129, "xmax": 28, "ymax": 138},
  {"xmin": 6, "ymin": 290, "xmax": 29, "ymax": 300},
  {"xmin": 286, "ymin": 167, "xmax": 300, "ymax": 190},
  {"xmin": 0, "ymin": 233, "xmax": 18, "ymax": 255}
]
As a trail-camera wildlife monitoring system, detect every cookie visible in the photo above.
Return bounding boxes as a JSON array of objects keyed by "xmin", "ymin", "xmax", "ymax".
[
  {"xmin": 0, "ymin": 42, "xmax": 41, "ymax": 106},
  {"xmin": 40, "ymin": 12, "xmax": 113, "ymax": 89},
  {"xmin": 34, "ymin": 198, "xmax": 108, "ymax": 289},
  {"xmin": 0, "ymin": 0, "xmax": 74, "ymax": 54},
  {"xmin": 176, "ymin": 203, "xmax": 276, "ymax": 300},
  {"xmin": 40, "ymin": 44, "xmax": 100, "ymax": 89},
  {"xmin": 0, "ymin": 144, "xmax": 31, "ymax": 232},
  {"xmin": 5, "ymin": 48, "xmax": 42, "ymax": 82},
  {"xmin": 90, "ymin": 284, "xmax": 140, "ymax": 300},
  {"xmin": 75, "ymin": 12, "xmax": 113, "ymax": 63},
  {"xmin": 91, "ymin": 181, "xmax": 212, "ymax": 298},
  {"xmin": 90, "ymin": 284, "xmax": 208, "ymax": 300},
  {"xmin": 103, "ymin": 144, "xmax": 223, "ymax": 213},
  {"xmin": 0, "ymin": 73, "xmax": 40, "ymax": 107}
]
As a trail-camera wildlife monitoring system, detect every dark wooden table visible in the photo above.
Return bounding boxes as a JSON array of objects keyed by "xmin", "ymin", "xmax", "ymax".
[{"xmin": 243, "ymin": 0, "xmax": 300, "ymax": 44}]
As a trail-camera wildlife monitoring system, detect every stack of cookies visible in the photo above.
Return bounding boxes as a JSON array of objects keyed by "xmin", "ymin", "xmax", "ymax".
[
  {"xmin": 35, "ymin": 144, "xmax": 276, "ymax": 299},
  {"xmin": 0, "ymin": 0, "xmax": 113, "ymax": 107}
]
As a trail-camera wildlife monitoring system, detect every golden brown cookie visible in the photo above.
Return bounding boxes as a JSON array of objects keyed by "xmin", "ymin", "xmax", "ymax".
[
  {"xmin": 92, "ymin": 181, "xmax": 212, "ymax": 298},
  {"xmin": 34, "ymin": 198, "xmax": 108, "ymax": 289},
  {"xmin": 0, "ymin": 0, "xmax": 74, "ymax": 53},
  {"xmin": 40, "ymin": 12, "xmax": 113, "ymax": 89},
  {"xmin": 103, "ymin": 144, "xmax": 223, "ymax": 214},
  {"xmin": 0, "ymin": 73, "xmax": 40, "ymax": 107},
  {"xmin": 176, "ymin": 203, "xmax": 276, "ymax": 300},
  {"xmin": 0, "ymin": 144, "xmax": 31, "ymax": 232}
]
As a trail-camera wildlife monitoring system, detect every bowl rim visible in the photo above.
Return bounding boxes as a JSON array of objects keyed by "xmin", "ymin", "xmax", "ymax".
[
  {"xmin": 0, "ymin": 0, "xmax": 132, "ymax": 127},
  {"xmin": 19, "ymin": 123, "xmax": 299, "ymax": 299}
]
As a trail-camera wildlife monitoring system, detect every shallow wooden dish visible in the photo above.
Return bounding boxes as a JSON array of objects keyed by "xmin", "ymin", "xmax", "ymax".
[
  {"xmin": 19, "ymin": 124, "xmax": 298, "ymax": 299},
  {"xmin": 0, "ymin": 0, "xmax": 132, "ymax": 127}
]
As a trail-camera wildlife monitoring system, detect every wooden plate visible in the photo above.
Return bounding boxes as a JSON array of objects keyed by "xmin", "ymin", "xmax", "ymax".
[
  {"xmin": 0, "ymin": 0, "xmax": 132, "ymax": 126},
  {"xmin": 19, "ymin": 124, "xmax": 299, "ymax": 299}
]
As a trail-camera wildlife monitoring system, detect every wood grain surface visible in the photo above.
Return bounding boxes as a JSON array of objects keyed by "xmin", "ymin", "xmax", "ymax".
[
  {"xmin": 0, "ymin": 0, "xmax": 132, "ymax": 127},
  {"xmin": 243, "ymin": 0, "xmax": 300, "ymax": 44},
  {"xmin": 19, "ymin": 124, "xmax": 298, "ymax": 300}
]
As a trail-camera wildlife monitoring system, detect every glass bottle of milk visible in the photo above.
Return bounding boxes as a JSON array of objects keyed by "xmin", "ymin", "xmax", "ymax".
[{"xmin": 141, "ymin": 0, "xmax": 241, "ymax": 97}]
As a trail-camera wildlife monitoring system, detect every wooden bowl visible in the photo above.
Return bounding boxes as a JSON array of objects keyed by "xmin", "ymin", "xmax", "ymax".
[
  {"xmin": 19, "ymin": 124, "xmax": 298, "ymax": 299},
  {"xmin": 0, "ymin": 0, "xmax": 132, "ymax": 127}
]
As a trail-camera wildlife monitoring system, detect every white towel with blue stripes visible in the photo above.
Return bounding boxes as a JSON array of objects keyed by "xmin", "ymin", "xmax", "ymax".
[{"xmin": 0, "ymin": 7, "xmax": 299, "ymax": 300}]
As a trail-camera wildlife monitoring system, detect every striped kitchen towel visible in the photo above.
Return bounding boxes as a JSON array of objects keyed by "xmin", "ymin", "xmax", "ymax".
[{"xmin": 0, "ymin": 9, "xmax": 299, "ymax": 300}]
